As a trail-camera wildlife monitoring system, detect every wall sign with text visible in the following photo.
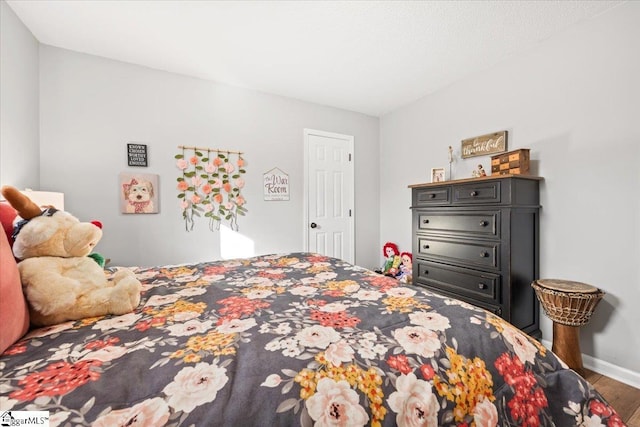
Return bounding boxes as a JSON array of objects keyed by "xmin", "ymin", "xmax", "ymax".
[
  {"xmin": 263, "ymin": 167, "xmax": 289, "ymax": 201},
  {"xmin": 461, "ymin": 131, "xmax": 507, "ymax": 159},
  {"xmin": 127, "ymin": 143, "xmax": 148, "ymax": 167}
]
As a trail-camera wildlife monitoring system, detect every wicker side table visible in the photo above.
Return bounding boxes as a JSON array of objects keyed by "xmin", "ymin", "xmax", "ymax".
[{"xmin": 532, "ymin": 279, "xmax": 605, "ymax": 377}]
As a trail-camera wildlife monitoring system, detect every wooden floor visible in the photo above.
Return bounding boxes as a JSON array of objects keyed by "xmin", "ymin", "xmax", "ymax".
[{"xmin": 583, "ymin": 369, "xmax": 640, "ymax": 426}]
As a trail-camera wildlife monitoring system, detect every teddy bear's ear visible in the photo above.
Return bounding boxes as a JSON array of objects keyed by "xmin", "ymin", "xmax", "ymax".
[{"xmin": 1, "ymin": 186, "xmax": 42, "ymax": 220}]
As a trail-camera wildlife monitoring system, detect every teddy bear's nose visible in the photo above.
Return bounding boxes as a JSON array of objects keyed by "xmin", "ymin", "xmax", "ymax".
[{"xmin": 91, "ymin": 221, "xmax": 103, "ymax": 229}]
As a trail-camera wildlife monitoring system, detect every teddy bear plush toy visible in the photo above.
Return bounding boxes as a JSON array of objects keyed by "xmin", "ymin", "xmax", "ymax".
[{"xmin": 1, "ymin": 185, "xmax": 142, "ymax": 327}]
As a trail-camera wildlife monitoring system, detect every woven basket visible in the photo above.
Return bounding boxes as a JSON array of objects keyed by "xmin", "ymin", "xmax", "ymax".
[{"xmin": 532, "ymin": 280, "xmax": 605, "ymax": 326}]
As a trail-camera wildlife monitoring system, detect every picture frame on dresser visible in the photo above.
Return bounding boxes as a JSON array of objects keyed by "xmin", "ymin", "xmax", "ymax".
[{"xmin": 430, "ymin": 167, "xmax": 445, "ymax": 183}]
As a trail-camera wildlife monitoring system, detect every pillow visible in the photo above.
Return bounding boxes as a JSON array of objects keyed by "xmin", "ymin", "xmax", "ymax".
[{"xmin": 0, "ymin": 213, "xmax": 29, "ymax": 354}]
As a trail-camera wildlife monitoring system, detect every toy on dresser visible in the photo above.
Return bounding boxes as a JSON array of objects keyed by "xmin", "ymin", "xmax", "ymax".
[{"xmin": 1, "ymin": 185, "xmax": 142, "ymax": 326}]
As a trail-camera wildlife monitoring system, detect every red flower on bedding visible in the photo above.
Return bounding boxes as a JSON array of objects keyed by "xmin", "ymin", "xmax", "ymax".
[
  {"xmin": 387, "ymin": 354, "xmax": 413, "ymax": 374},
  {"xmin": 495, "ymin": 353, "xmax": 548, "ymax": 427},
  {"xmin": 365, "ymin": 275, "xmax": 398, "ymax": 292},
  {"xmin": 589, "ymin": 399, "xmax": 614, "ymax": 418},
  {"xmin": 217, "ymin": 296, "xmax": 270, "ymax": 323},
  {"xmin": 85, "ymin": 336, "xmax": 120, "ymax": 350},
  {"xmin": 3, "ymin": 343, "xmax": 27, "ymax": 356},
  {"xmin": 10, "ymin": 360, "xmax": 102, "ymax": 401},
  {"xmin": 310, "ymin": 309, "xmax": 360, "ymax": 329},
  {"xmin": 204, "ymin": 265, "xmax": 230, "ymax": 275}
]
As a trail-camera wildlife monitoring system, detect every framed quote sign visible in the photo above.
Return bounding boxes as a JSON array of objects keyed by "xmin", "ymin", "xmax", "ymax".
[
  {"xmin": 461, "ymin": 131, "xmax": 507, "ymax": 159},
  {"xmin": 263, "ymin": 167, "xmax": 289, "ymax": 201},
  {"xmin": 127, "ymin": 143, "xmax": 148, "ymax": 167}
]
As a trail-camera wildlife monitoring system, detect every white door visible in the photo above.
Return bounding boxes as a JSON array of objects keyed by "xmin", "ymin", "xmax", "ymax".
[{"xmin": 303, "ymin": 129, "xmax": 354, "ymax": 263}]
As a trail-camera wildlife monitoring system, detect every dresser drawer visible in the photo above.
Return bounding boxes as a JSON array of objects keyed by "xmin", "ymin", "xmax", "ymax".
[
  {"xmin": 416, "ymin": 211, "xmax": 498, "ymax": 237},
  {"xmin": 415, "ymin": 259, "xmax": 500, "ymax": 305},
  {"xmin": 417, "ymin": 237, "xmax": 498, "ymax": 269},
  {"xmin": 413, "ymin": 187, "xmax": 450, "ymax": 206},
  {"xmin": 453, "ymin": 181, "xmax": 500, "ymax": 204}
]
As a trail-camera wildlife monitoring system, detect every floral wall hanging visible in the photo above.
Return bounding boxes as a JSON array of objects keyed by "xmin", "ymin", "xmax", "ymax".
[{"xmin": 175, "ymin": 146, "xmax": 247, "ymax": 231}]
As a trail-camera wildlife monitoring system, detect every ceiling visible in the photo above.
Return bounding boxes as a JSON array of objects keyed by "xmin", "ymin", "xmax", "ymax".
[{"xmin": 6, "ymin": 0, "xmax": 624, "ymax": 117}]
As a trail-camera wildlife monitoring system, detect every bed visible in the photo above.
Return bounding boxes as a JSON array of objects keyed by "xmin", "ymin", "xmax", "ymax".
[{"xmin": 0, "ymin": 251, "xmax": 625, "ymax": 426}]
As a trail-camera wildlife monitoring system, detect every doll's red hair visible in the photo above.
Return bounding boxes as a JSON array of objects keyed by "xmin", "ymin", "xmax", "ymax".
[{"xmin": 382, "ymin": 242, "xmax": 399, "ymax": 256}]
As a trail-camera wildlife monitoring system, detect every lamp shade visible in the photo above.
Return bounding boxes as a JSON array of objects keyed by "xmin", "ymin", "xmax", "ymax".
[{"xmin": 20, "ymin": 189, "xmax": 65, "ymax": 211}]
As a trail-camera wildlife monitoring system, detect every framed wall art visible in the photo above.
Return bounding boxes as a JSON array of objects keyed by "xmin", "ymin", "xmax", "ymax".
[{"xmin": 119, "ymin": 172, "xmax": 159, "ymax": 214}]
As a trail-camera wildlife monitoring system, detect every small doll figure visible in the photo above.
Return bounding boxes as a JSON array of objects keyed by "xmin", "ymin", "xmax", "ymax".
[
  {"xmin": 397, "ymin": 252, "xmax": 413, "ymax": 283},
  {"xmin": 472, "ymin": 164, "xmax": 487, "ymax": 178},
  {"xmin": 377, "ymin": 242, "xmax": 401, "ymax": 276}
]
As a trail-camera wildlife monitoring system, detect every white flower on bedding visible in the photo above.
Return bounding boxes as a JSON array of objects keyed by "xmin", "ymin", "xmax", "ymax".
[
  {"xmin": 325, "ymin": 340, "xmax": 355, "ymax": 366},
  {"xmin": 319, "ymin": 302, "xmax": 349, "ymax": 313},
  {"xmin": 216, "ymin": 318, "xmax": 257, "ymax": 334},
  {"xmin": 93, "ymin": 313, "xmax": 141, "ymax": 331},
  {"xmin": 306, "ymin": 378, "xmax": 369, "ymax": 427},
  {"xmin": 246, "ymin": 289, "xmax": 274, "ymax": 299},
  {"xmin": 81, "ymin": 345, "xmax": 128, "ymax": 362},
  {"xmin": 174, "ymin": 274, "xmax": 201, "ymax": 283},
  {"xmin": 352, "ymin": 289, "xmax": 383, "ymax": 301},
  {"xmin": 135, "ymin": 270, "xmax": 158, "ymax": 280},
  {"xmin": 296, "ymin": 325, "xmax": 341, "ymax": 349},
  {"xmin": 362, "ymin": 332, "xmax": 377, "ymax": 341},
  {"xmin": 502, "ymin": 326, "xmax": 537, "ymax": 365},
  {"xmin": 291, "ymin": 261, "xmax": 311, "ymax": 269},
  {"xmin": 93, "ymin": 397, "xmax": 170, "ymax": 427},
  {"xmin": 282, "ymin": 346, "xmax": 302, "ymax": 357},
  {"xmin": 48, "ymin": 411, "xmax": 71, "ymax": 427},
  {"xmin": 0, "ymin": 396, "xmax": 18, "ymax": 411},
  {"xmin": 315, "ymin": 271, "xmax": 337, "ymax": 281},
  {"xmin": 245, "ymin": 277, "xmax": 273, "ymax": 287},
  {"xmin": 473, "ymin": 396, "xmax": 498, "ymax": 427},
  {"xmin": 252, "ymin": 261, "xmax": 271, "ymax": 267},
  {"xmin": 26, "ymin": 321, "xmax": 74, "ymax": 338},
  {"xmin": 581, "ymin": 414, "xmax": 605, "ymax": 427},
  {"xmin": 167, "ymin": 319, "xmax": 214, "ymax": 337},
  {"xmin": 261, "ymin": 374, "xmax": 283, "ymax": 387},
  {"xmin": 386, "ymin": 287, "xmax": 417, "ymax": 298},
  {"xmin": 409, "ymin": 312, "xmax": 451, "ymax": 331},
  {"xmin": 172, "ymin": 311, "xmax": 201, "ymax": 322},
  {"xmin": 388, "ymin": 372, "xmax": 439, "ymax": 427},
  {"xmin": 470, "ymin": 316, "xmax": 482, "ymax": 325},
  {"xmin": 177, "ymin": 287, "xmax": 207, "ymax": 297},
  {"xmin": 163, "ymin": 362, "xmax": 228, "ymax": 413},
  {"xmin": 145, "ymin": 294, "xmax": 180, "ymax": 307},
  {"xmin": 265, "ymin": 339, "xmax": 282, "ymax": 351},
  {"xmin": 393, "ymin": 326, "xmax": 441, "ymax": 358},
  {"xmin": 274, "ymin": 322, "xmax": 292, "ymax": 335},
  {"xmin": 290, "ymin": 285, "xmax": 318, "ymax": 296}
]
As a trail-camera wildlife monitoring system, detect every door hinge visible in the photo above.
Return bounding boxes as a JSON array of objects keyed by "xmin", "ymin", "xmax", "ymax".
[
  {"xmin": 348, "ymin": 153, "xmax": 352, "ymax": 161},
  {"xmin": 349, "ymin": 209, "xmax": 352, "ymax": 217}
]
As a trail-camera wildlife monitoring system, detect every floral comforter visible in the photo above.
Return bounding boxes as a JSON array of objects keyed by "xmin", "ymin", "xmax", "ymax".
[{"xmin": 0, "ymin": 253, "xmax": 624, "ymax": 426}]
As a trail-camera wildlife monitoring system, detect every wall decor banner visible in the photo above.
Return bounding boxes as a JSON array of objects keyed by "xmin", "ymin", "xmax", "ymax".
[
  {"xmin": 127, "ymin": 143, "xmax": 148, "ymax": 167},
  {"xmin": 119, "ymin": 172, "xmax": 159, "ymax": 214},
  {"xmin": 461, "ymin": 130, "xmax": 508, "ymax": 159},
  {"xmin": 175, "ymin": 146, "xmax": 247, "ymax": 231},
  {"xmin": 263, "ymin": 167, "xmax": 289, "ymax": 201}
]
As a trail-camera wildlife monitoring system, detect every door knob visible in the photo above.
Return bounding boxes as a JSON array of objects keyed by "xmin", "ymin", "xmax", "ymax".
[{"xmin": 310, "ymin": 222, "xmax": 318, "ymax": 229}]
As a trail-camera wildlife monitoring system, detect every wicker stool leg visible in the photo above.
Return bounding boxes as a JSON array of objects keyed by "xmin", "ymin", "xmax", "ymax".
[{"xmin": 552, "ymin": 322, "xmax": 585, "ymax": 377}]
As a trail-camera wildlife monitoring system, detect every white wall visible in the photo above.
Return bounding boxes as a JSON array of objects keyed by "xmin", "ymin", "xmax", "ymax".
[
  {"xmin": 0, "ymin": 0, "xmax": 39, "ymax": 189},
  {"xmin": 38, "ymin": 46, "xmax": 380, "ymax": 269},
  {"xmin": 380, "ymin": 2, "xmax": 640, "ymax": 384}
]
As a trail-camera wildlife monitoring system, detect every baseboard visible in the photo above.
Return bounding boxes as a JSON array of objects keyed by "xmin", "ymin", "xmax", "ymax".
[{"xmin": 541, "ymin": 339, "xmax": 640, "ymax": 389}]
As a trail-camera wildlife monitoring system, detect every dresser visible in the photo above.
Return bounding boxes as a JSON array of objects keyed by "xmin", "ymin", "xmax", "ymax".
[{"xmin": 410, "ymin": 175, "xmax": 542, "ymax": 338}]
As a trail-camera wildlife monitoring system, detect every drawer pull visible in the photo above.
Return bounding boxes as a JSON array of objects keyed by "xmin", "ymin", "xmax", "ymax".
[
  {"xmin": 478, "ymin": 283, "xmax": 487, "ymax": 290},
  {"xmin": 470, "ymin": 190, "xmax": 478, "ymax": 197},
  {"xmin": 480, "ymin": 251, "xmax": 489, "ymax": 258},
  {"xmin": 422, "ymin": 219, "xmax": 429, "ymax": 224},
  {"xmin": 429, "ymin": 193, "xmax": 436, "ymax": 199},
  {"xmin": 422, "ymin": 244, "xmax": 430, "ymax": 250},
  {"xmin": 479, "ymin": 220, "xmax": 488, "ymax": 227}
]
